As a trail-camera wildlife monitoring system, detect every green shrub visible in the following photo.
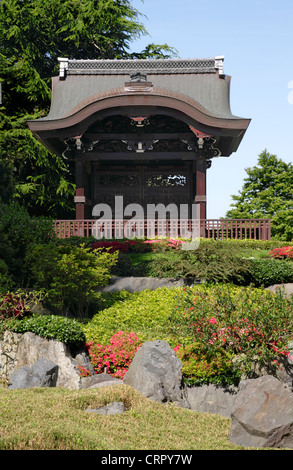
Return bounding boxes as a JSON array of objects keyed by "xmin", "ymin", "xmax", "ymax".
[
  {"xmin": 0, "ymin": 259, "xmax": 14, "ymax": 292},
  {"xmin": 197, "ymin": 238, "xmax": 291, "ymax": 250},
  {"xmin": 56, "ymin": 236, "xmax": 95, "ymax": 248},
  {"xmin": 83, "ymin": 283, "xmax": 293, "ymax": 387},
  {"xmin": 125, "ymin": 239, "xmax": 293, "ymax": 287},
  {"xmin": 245, "ymin": 259, "xmax": 293, "ymax": 287},
  {"xmin": 10, "ymin": 314, "xmax": 86, "ymax": 350},
  {"xmin": 111, "ymin": 252, "xmax": 134, "ymax": 276},
  {"xmin": 0, "ymin": 259, "xmax": 8, "ymax": 276},
  {"xmin": 25, "ymin": 243, "xmax": 118, "ymax": 317},
  {"xmin": 0, "ymin": 292, "xmax": 31, "ymax": 320},
  {"xmin": 176, "ymin": 343, "xmax": 238, "ymax": 387},
  {"xmin": 142, "ymin": 251, "xmax": 197, "ymax": 279},
  {"xmin": 169, "ymin": 284, "xmax": 293, "ymax": 386},
  {"xmin": 82, "ymin": 287, "xmax": 183, "ymax": 345},
  {"xmin": 143, "ymin": 242, "xmax": 251, "ymax": 284},
  {"xmin": 0, "ymin": 289, "xmax": 45, "ymax": 339},
  {"xmin": 0, "ymin": 202, "xmax": 54, "ymax": 282}
]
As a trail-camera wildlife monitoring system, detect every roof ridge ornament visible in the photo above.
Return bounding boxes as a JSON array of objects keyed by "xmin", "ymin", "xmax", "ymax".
[
  {"xmin": 58, "ymin": 57, "xmax": 69, "ymax": 80},
  {"xmin": 214, "ymin": 56, "xmax": 225, "ymax": 77},
  {"xmin": 130, "ymin": 72, "xmax": 147, "ymax": 82}
]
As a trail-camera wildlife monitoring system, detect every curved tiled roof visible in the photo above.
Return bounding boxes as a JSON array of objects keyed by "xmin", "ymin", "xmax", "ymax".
[{"xmin": 27, "ymin": 57, "xmax": 250, "ymax": 157}]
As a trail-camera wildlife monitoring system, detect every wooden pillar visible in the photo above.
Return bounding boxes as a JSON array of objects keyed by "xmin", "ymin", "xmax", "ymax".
[
  {"xmin": 74, "ymin": 159, "xmax": 90, "ymax": 220},
  {"xmin": 194, "ymin": 159, "xmax": 207, "ymax": 237},
  {"xmin": 75, "ymin": 187, "xmax": 86, "ymax": 220},
  {"xmin": 194, "ymin": 159, "xmax": 207, "ymax": 218}
]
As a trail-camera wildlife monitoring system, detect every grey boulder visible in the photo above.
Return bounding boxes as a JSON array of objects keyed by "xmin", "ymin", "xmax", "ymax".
[
  {"xmin": 230, "ymin": 375, "xmax": 293, "ymax": 449},
  {"xmin": 85, "ymin": 402, "xmax": 125, "ymax": 415},
  {"xmin": 123, "ymin": 340, "xmax": 190, "ymax": 408},
  {"xmin": 8, "ymin": 358, "xmax": 58, "ymax": 389}
]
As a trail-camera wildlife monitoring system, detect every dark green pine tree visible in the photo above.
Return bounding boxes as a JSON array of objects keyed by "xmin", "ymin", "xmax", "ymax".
[{"xmin": 0, "ymin": 0, "xmax": 177, "ymax": 218}]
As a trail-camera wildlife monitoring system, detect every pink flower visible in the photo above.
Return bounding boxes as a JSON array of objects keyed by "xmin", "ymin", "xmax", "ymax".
[
  {"xmin": 209, "ymin": 317, "xmax": 217, "ymax": 324},
  {"xmin": 174, "ymin": 344, "xmax": 181, "ymax": 352}
]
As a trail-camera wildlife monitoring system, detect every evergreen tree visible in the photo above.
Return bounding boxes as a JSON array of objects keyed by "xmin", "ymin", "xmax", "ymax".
[
  {"xmin": 0, "ymin": 0, "xmax": 177, "ymax": 217},
  {"xmin": 0, "ymin": 160, "xmax": 15, "ymax": 204},
  {"xmin": 226, "ymin": 150, "xmax": 293, "ymax": 241}
]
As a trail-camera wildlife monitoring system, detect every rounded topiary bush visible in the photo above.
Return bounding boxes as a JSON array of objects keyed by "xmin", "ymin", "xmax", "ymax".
[{"xmin": 10, "ymin": 314, "xmax": 86, "ymax": 350}]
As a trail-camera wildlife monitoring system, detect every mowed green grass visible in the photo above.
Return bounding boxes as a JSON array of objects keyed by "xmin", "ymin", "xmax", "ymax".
[{"xmin": 0, "ymin": 384, "xmax": 247, "ymax": 451}]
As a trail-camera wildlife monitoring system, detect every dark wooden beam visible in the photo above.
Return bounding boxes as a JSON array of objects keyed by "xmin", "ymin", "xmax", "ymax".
[
  {"xmin": 84, "ymin": 132, "xmax": 194, "ymax": 141},
  {"xmin": 80, "ymin": 152, "xmax": 200, "ymax": 161}
]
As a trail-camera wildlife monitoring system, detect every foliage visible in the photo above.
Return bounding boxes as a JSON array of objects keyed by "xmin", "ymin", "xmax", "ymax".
[
  {"xmin": 245, "ymin": 258, "xmax": 293, "ymax": 287},
  {"xmin": 0, "ymin": 0, "xmax": 176, "ymax": 218},
  {"xmin": 91, "ymin": 240, "xmax": 137, "ymax": 253},
  {"xmin": 144, "ymin": 239, "xmax": 183, "ymax": 251},
  {"xmin": 0, "ymin": 289, "xmax": 44, "ymax": 339},
  {"xmin": 0, "ymin": 292, "xmax": 31, "ymax": 320},
  {"xmin": 82, "ymin": 283, "xmax": 293, "ymax": 387},
  {"xmin": 0, "ymin": 99, "xmax": 76, "ymax": 218},
  {"xmin": 226, "ymin": 150, "xmax": 293, "ymax": 241},
  {"xmin": 0, "ymin": 260, "xmax": 15, "ymax": 292},
  {"xmin": 142, "ymin": 241, "xmax": 252, "ymax": 284},
  {"xmin": 0, "ymin": 161, "xmax": 15, "ymax": 204},
  {"xmin": 169, "ymin": 284, "xmax": 293, "ymax": 386},
  {"xmin": 82, "ymin": 287, "xmax": 183, "ymax": 345},
  {"xmin": 269, "ymin": 246, "xmax": 293, "ymax": 260},
  {"xmin": 111, "ymin": 252, "xmax": 134, "ymax": 276},
  {"xmin": 116, "ymin": 238, "xmax": 293, "ymax": 286},
  {"xmin": 91, "ymin": 239, "xmax": 180, "ymax": 254},
  {"xmin": 10, "ymin": 314, "xmax": 86, "ymax": 350},
  {"xmin": 193, "ymin": 238, "xmax": 291, "ymax": 250},
  {"xmin": 25, "ymin": 243, "xmax": 118, "ymax": 316},
  {"xmin": 57, "ymin": 236, "xmax": 96, "ymax": 249},
  {"xmin": 0, "ymin": 201, "xmax": 54, "ymax": 282},
  {"xmin": 176, "ymin": 343, "xmax": 238, "ymax": 387},
  {"xmin": 86, "ymin": 331, "xmax": 142, "ymax": 379}
]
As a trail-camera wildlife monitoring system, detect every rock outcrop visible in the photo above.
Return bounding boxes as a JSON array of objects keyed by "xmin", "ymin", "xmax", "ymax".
[
  {"xmin": 8, "ymin": 358, "xmax": 58, "ymax": 389},
  {"xmin": 0, "ymin": 330, "xmax": 93, "ymax": 390},
  {"xmin": 230, "ymin": 375, "xmax": 293, "ymax": 449},
  {"xmin": 123, "ymin": 339, "xmax": 190, "ymax": 408}
]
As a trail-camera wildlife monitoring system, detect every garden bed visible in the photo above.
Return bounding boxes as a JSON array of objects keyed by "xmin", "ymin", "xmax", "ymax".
[{"xmin": 1, "ymin": 238, "xmax": 292, "ymax": 392}]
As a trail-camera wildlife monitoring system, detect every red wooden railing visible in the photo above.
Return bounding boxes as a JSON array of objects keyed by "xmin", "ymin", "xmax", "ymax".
[{"xmin": 53, "ymin": 219, "xmax": 271, "ymax": 241}]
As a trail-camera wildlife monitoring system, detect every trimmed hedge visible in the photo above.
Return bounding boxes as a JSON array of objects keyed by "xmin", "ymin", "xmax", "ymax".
[
  {"xmin": 82, "ymin": 287, "xmax": 183, "ymax": 346},
  {"xmin": 245, "ymin": 259, "xmax": 293, "ymax": 287},
  {"xmin": 10, "ymin": 314, "xmax": 86, "ymax": 350}
]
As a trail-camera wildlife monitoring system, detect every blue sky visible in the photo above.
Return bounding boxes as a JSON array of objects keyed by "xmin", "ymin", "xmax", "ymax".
[{"xmin": 129, "ymin": 0, "xmax": 293, "ymax": 218}]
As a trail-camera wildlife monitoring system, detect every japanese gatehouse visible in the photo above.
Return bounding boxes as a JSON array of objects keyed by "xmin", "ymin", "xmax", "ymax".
[{"xmin": 27, "ymin": 56, "xmax": 251, "ymax": 238}]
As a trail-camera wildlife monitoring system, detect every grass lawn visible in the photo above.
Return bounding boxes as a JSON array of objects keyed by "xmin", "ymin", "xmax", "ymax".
[{"xmin": 0, "ymin": 384, "xmax": 248, "ymax": 451}]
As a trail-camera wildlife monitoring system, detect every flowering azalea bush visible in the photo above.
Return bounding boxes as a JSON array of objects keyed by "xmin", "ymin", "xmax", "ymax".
[
  {"xmin": 144, "ymin": 239, "xmax": 182, "ymax": 250},
  {"xmin": 269, "ymin": 246, "xmax": 293, "ymax": 260},
  {"xmin": 85, "ymin": 331, "xmax": 142, "ymax": 379},
  {"xmin": 91, "ymin": 238, "xmax": 183, "ymax": 254},
  {"xmin": 169, "ymin": 284, "xmax": 293, "ymax": 386},
  {"xmin": 91, "ymin": 240, "xmax": 136, "ymax": 253}
]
